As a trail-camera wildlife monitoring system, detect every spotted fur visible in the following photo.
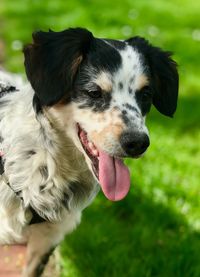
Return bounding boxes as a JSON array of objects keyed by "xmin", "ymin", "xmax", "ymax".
[{"xmin": 0, "ymin": 27, "xmax": 178, "ymax": 276}]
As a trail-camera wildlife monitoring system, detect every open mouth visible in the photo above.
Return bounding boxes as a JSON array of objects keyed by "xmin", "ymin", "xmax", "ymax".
[
  {"xmin": 77, "ymin": 124, "xmax": 99, "ymax": 178},
  {"xmin": 77, "ymin": 124, "xmax": 130, "ymax": 201}
]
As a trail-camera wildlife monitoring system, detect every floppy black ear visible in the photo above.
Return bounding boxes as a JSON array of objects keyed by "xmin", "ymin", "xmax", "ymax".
[
  {"xmin": 126, "ymin": 37, "xmax": 179, "ymax": 117},
  {"xmin": 23, "ymin": 28, "xmax": 94, "ymax": 106}
]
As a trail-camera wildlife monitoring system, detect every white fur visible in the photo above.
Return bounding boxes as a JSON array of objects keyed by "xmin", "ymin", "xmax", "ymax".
[{"xmin": 0, "ymin": 71, "xmax": 99, "ymax": 275}]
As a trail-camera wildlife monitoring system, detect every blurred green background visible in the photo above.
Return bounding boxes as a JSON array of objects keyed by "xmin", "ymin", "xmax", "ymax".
[{"xmin": 1, "ymin": 0, "xmax": 200, "ymax": 276}]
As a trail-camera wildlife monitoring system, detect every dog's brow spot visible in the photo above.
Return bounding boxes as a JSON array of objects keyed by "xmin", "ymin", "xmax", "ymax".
[
  {"xmin": 137, "ymin": 74, "xmax": 149, "ymax": 90},
  {"xmin": 118, "ymin": 82, "xmax": 123, "ymax": 90},
  {"xmin": 95, "ymin": 71, "xmax": 112, "ymax": 92}
]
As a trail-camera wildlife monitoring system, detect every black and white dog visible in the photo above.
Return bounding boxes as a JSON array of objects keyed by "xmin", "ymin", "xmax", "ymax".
[{"xmin": 0, "ymin": 28, "xmax": 178, "ymax": 276}]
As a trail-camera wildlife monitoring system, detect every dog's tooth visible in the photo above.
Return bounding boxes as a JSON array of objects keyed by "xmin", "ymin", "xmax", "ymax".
[
  {"xmin": 92, "ymin": 149, "xmax": 99, "ymax": 157},
  {"xmin": 88, "ymin": 142, "xmax": 93, "ymax": 149}
]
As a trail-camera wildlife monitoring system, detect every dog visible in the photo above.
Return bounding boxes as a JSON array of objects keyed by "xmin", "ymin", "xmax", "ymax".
[{"xmin": 0, "ymin": 27, "xmax": 179, "ymax": 276}]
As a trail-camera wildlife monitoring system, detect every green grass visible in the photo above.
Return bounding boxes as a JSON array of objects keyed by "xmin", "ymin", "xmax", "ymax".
[{"xmin": 1, "ymin": 1, "xmax": 200, "ymax": 276}]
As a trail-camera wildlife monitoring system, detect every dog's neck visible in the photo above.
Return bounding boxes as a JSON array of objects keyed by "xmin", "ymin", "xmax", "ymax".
[{"xmin": 46, "ymin": 108, "xmax": 100, "ymax": 210}]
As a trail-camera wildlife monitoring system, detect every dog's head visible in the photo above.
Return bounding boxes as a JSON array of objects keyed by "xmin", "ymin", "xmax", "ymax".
[{"xmin": 24, "ymin": 28, "xmax": 179, "ymax": 201}]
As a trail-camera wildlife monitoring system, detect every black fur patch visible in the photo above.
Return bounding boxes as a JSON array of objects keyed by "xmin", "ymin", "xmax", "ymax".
[
  {"xmin": 40, "ymin": 185, "xmax": 45, "ymax": 192},
  {"xmin": 24, "ymin": 28, "xmax": 124, "ymax": 114},
  {"xmin": 32, "ymin": 94, "xmax": 43, "ymax": 114},
  {"xmin": 121, "ymin": 113, "xmax": 130, "ymax": 125},
  {"xmin": 29, "ymin": 206, "xmax": 46, "ymax": 225},
  {"xmin": 24, "ymin": 28, "xmax": 94, "ymax": 107},
  {"xmin": 123, "ymin": 103, "xmax": 139, "ymax": 114},
  {"xmin": 127, "ymin": 36, "xmax": 179, "ymax": 117},
  {"xmin": 35, "ymin": 247, "xmax": 55, "ymax": 277},
  {"xmin": 0, "ymin": 156, "xmax": 4, "ymax": 175},
  {"xmin": 87, "ymin": 38, "xmax": 122, "ymax": 73},
  {"xmin": 75, "ymin": 91, "xmax": 112, "ymax": 112},
  {"xmin": 0, "ymin": 83, "xmax": 17, "ymax": 98}
]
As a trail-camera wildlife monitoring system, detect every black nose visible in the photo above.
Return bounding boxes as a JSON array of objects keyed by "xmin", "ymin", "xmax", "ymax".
[{"xmin": 120, "ymin": 132, "xmax": 150, "ymax": 157}]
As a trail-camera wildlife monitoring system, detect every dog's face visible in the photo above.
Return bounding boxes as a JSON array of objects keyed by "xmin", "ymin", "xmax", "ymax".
[{"xmin": 24, "ymin": 28, "xmax": 178, "ymax": 201}]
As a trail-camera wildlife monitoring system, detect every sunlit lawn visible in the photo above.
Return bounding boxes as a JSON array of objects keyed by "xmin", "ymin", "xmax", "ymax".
[{"xmin": 1, "ymin": 0, "xmax": 200, "ymax": 276}]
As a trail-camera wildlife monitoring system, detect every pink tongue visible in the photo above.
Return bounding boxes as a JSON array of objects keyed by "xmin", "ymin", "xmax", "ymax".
[{"xmin": 99, "ymin": 151, "xmax": 130, "ymax": 201}]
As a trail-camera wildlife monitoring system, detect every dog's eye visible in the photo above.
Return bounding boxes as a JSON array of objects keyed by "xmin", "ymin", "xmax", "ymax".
[{"xmin": 87, "ymin": 87, "xmax": 102, "ymax": 99}]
